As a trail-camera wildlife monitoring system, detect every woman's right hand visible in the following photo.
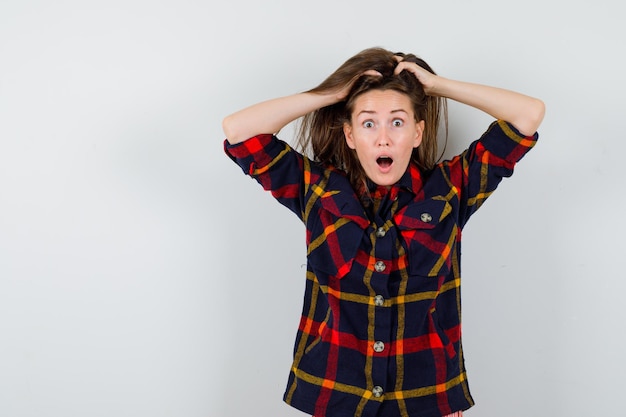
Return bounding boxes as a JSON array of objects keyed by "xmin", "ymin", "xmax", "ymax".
[
  {"xmin": 333, "ymin": 70, "xmax": 382, "ymax": 101},
  {"xmin": 222, "ymin": 70, "xmax": 382, "ymax": 145}
]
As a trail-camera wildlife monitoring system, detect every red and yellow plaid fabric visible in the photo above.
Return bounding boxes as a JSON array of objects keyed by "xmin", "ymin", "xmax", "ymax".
[{"xmin": 224, "ymin": 120, "xmax": 538, "ymax": 417}]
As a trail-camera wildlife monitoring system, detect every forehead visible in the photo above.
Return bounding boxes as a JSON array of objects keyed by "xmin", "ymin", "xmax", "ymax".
[{"xmin": 351, "ymin": 89, "xmax": 413, "ymax": 116}]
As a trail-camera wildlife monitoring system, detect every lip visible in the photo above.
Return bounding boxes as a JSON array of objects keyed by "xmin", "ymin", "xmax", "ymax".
[{"xmin": 376, "ymin": 155, "xmax": 394, "ymax": 174}]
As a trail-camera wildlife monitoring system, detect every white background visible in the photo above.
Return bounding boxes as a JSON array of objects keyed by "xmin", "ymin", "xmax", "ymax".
[{"xmin": 1, "ymin": 1, "xmax": 624, "ymax": 416}]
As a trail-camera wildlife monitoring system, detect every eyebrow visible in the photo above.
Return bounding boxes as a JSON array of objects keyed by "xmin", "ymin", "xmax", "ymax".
[{"xmin": 356, "ymin": 109, "xmax": 409, "ymax": 117}]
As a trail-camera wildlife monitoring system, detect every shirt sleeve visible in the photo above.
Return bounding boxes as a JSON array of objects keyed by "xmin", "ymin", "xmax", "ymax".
[
  {"xmin": 442, "ymin": 120, "xmax": 539, "ymax": 227},
  {"xmin": 224, "ymin": 135, "xmax": 307, "ymax": 221}
]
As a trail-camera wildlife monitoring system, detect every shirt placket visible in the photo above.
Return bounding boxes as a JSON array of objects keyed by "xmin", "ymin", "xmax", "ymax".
[{"xmin": 367, "ymin": 195, "xmax": 398, "ymax": 404}]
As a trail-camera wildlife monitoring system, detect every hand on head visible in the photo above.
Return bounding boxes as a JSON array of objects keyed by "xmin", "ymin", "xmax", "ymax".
[
  {"xmin": 393, "ymin": 58, "xmax": 438, "ymax": 95},
  {"xmin": 337, "ymin": 57, "xmax": 438, "ymax": 102},
  {"xmin": 335, "ymin": 69, "xmax": 382, "ymax": 101}
]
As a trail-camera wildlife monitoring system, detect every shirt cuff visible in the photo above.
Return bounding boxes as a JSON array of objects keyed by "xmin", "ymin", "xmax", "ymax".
[
  {"xmin": 223, "ymin": 134, "xmax": 274, "ymax": 158},
  {"xmin": 480, "ymin": 120, "xmax": 539, "ymax": 164},
  {"xmin": 223, "ymin": 134, "xmax": 283, "ymax": 176}
]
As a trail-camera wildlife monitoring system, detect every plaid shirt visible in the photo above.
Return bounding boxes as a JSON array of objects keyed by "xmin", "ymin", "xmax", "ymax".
[{"xmin": 224, "ymin": 120, "xmax": 538, "ymax": 417}]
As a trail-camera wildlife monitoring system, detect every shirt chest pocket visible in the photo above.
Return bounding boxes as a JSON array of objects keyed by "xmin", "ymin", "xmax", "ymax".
[
  {"xmin": 305, "ymin": 191, "xmax": 369, "ymax": 280},
  {"xmin": 394, "ymin": 197, "xmax": 458, "ymax": 278}
]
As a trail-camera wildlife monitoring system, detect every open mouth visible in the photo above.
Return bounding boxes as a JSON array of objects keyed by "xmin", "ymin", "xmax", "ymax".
[{"xmin": 376, "ymin": 156, "xmax": 393, "ymax": 169}]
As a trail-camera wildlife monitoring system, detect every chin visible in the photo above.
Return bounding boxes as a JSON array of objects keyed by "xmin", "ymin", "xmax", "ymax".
[{"xmin": 370, "ymin": 176, "xmax": 399, "ymax": 187}]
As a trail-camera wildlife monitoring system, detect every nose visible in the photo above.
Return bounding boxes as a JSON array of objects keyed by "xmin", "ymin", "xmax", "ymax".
[{"xmin": 376, "ymin": 126, "xmax": 390, "ymax": 147}]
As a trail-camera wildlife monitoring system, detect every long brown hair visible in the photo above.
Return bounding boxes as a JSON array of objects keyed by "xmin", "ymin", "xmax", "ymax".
[{"xmin": 296, "ymin": 47, "xmax": 448, "ymax": 190}]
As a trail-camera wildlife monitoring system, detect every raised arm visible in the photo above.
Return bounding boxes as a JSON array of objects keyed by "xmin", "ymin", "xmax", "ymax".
[
  {"xmin": 222, "ymin": 92, "xmax": 337, "ymax": 144},
  {"xmin": 222, "ymin": 69, "xmax": 383, "ymax": 144},
  {"xmin": 394, "ymin": 61, "xmax": 545, "ymax": 136}
]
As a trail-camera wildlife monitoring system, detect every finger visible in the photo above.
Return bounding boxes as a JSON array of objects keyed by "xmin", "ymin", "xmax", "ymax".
[
  {"xmin": 362, "ymin": 69, "xmax": 383, "ymax": 77},
  {"xmin": 393, "ymin": 61, "xmax": 414, "ymax": 75}
]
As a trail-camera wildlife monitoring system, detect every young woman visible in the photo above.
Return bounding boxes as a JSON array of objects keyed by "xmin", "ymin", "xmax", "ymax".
[{"xmin": 222, "ymin": 47, "xmax": 544, "ymax": 417}]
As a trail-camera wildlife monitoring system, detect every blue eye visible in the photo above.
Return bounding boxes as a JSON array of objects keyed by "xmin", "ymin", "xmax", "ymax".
[
  {"xmin": 363, "ymin": 121, "xmax": 374, "ymax": 128},
  {"xmin": 392, "ymin": 119, "xmax": 404, "ymax": 127}
]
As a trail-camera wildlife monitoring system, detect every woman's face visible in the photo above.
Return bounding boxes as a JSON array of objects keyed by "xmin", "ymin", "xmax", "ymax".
[{"xmin": 344, "ymin": 89, "xmax": 424, "ymax": 186}]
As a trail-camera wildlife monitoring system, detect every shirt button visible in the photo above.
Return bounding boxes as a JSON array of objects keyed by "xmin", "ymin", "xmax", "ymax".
[
  {"xmin": 373, "ymin": 341, "xmax": 385, "ymax": 353},
  {"xmin": 374, "ymin": 295, "xmax": 385, "ymax": 307},
  {"xmin": 372, "ymin": 386, "xmax": 384, "ymax": 398},
  {"xmin": 420, "ymin": 212, "xmax": 433, "ymax": 223},
  {"xmin": 375, "ymin": 227, "xmax": 386, "ymax": 238},
  {"xmin": 374, "ymin": 261, "xmax": 386, "ymax": 272}
]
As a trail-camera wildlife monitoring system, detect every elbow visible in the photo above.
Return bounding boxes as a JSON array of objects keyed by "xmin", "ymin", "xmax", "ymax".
[
  {"xmin": 222, "ymin": 113, "xmax": 257, "ymax": 145},
  {"xmin": 222, "ymin": 114, "xmax": 237, "ymax": 141},
  {"xmin": 532, "ymin": 98, "xmax": 546, "ymax": 130},
  {"xmin": 517, "ymin": 98, "xmax": 546, "ymax": 136},
  {"xmin": 222, "ymin": 114, "xmax": 249, "ymax": 145}
]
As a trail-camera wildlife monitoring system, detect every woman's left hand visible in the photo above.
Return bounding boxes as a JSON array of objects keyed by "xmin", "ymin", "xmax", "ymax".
[
  {"xmin": 394, "ymin": 60, "xmax": 439, "ymax": 95},
  {"xmin": 393, "ymin": 57, "xmax": 544, "ymax": 135}
]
